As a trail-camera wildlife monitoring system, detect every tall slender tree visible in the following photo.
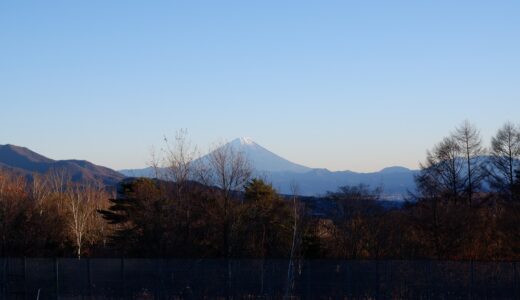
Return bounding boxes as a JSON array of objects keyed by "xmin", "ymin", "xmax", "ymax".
[
  {"xmin": 489, "ymin": 122, "xmax": 520, "ymax": 198},
  {"xmin": 453, "ymin": 120, "xmax": 486, "ymax": 205},
  {"xmin": 195, "ymin": 140, "xmax": 252, "ymax": 297},
  {"xmin": 65, "ymin": 181, "xmax": 109, "ymax": 259},
  {"xmin": 155, "ymin": 129, "xmax": 201, "ymax": 253},
  {"xmin": 416, "ymin": 136, "xmax": 465, "ymax": 201}
]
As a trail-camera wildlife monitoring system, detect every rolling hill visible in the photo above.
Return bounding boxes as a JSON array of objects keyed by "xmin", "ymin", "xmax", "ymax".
[{"xmin": 0, "ymin": 144, "xmax": 124, "ymax": 186}]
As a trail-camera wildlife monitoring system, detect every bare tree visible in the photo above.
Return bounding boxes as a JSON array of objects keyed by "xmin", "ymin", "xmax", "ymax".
[
  {"xmin": 30, "ymin": 174, "xmax": 51, "ymax": 214},
  {"xmin": 201, "ymin": 140, "xmax": 252, "ymax": 200},
  {"xmin": 161, "ymin": 129, "xmax": 199, "ymax": 190},
  {"xmin": 489, "ymin": 122, "xmax": 520, "ymax": 198},
  {"xmin": 148, "ymin": 145, "xmax": 162, "ymax": 179},
  {"xmin": 156, "ymin": 129, "xmax": 201, "ymax": 253},
  {"xmin": 286, "ymin": 182, "xmax": 303, "ymax": 297},
  {"xmin": 326, "ymin": 184, "xmax": 381, "ymax": 259},
  {"xmin": 453, "ymin": 120, "xmax": 486, "ymax": 205},
  {"xmin": 417, "ymin": 136, "xmax": 465, "ymax": 200},
  {"xmin": 45, "ymin": 168, "xmax": 72, "ymax": 214},
  {"xmin": 65, "ymin": 181, "xmax": 108, "ymax": 259},
  {"xmin": 197, "ymin": 140, "xmax": 252, "ymax": 298}
]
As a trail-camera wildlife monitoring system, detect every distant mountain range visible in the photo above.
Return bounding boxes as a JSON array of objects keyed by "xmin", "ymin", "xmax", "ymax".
[
  {"xmin": 0, "ymin": 144, "xmax": 124, "ymax": 186},
  {"xmin": 0, "ymin": 141, "xmax": 418, "ymax": 198},
  {"xmin": 120, "ymin": 138, "xmax": 418, "ymax": 199},
  {"xmin": 119, "ymin": 137, "xmax": 311, "ymax": 178}
]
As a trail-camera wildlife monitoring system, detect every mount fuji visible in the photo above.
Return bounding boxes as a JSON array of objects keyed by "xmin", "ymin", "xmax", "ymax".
[
  {"xmin": 120, "ymin": 138, "xmax": 418, "ymax": 199},
  {"xmin": 225, "ymin": 137, "xmax": 311, "ymax": 173},
  {"xmin": 119, "ymin": 137, "xmax": 311, "ymax": 177}
]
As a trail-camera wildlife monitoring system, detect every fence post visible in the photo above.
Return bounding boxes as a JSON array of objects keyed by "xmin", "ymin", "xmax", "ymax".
[
  {"xmin": 306, "ymin": 261, "xmax": 311, "ymax": 299},
  {"xmin": 514, "ymin": 262, "xmax": 518, "ymax": 299},
  {"xmin": 375, "ymin": 260, "xmax": 380, "ymax": 300},
  {"xmin": 3, "ymin": 258, "xmax": 7, "ymax": 300},
  {"xmin": 54, "ymin": 258, "xmax": 59, "ymax": 300},
  {"xmin": 158, "ymin": 258, "xmax": 165, "ymax": 299},
  {"xmin": 154, "ymin": 259, "xmax": 160, "ymax": 300},
  {"xmin": 87, "ymin": 258, "xmax": 92, "ymax": 299},
  {"xmin": 120, "ymin": 258, "xmax": 125, "ymax": 298},
  {"xmin": 23, "ymin": 257, "xmax": 27, "ymax": 300},
  {"xmin": 428, "ymin": 260, "xmax": 433, "ymax": 298},
  {"xmin": 470, "ymin": 260, "xmax": 474, "ymax": 300}
]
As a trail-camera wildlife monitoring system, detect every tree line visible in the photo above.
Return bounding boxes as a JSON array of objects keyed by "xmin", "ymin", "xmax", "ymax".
[{"xmin": 0, "ymin": 123, "xmax": 519, "ymax": 260}]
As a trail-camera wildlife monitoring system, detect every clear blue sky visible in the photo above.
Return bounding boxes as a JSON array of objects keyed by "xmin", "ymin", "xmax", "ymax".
[{"xmin": 1, "ymin": 1, "xmax": 519, "ymax": 172}]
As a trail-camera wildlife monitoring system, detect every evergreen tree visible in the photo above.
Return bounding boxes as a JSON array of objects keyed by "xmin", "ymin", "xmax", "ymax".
[
  {"xmin": 233, "ymin": 179, "xmax": 293, "ymax": 258},
  {"xmin": 98, "ymin": 178, "xmax": 173, "ymax": 256}
]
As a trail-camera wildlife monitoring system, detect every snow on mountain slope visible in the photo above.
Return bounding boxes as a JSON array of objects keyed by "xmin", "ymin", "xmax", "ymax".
[
  {"xmin": 119, "ymin": 137, "xmax": 418, "ymax": 199},
  {"xmin": 224, "ymin": 137, "xmax": 312, "ymax": 173}
]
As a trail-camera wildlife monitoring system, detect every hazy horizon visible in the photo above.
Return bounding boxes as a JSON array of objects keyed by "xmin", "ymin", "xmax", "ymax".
[{"xmin": 2, "ymin": 1, "xmax": 519, "ymax": 172}]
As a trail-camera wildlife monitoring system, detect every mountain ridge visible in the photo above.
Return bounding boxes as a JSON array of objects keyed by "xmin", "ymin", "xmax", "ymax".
[
  {"xmin": 0, "ymin": 144, "xmax": 124, "ymax": 186},
  {"xmin": 119, "ymin": 137, "xmax": 418, "ymax": 198}
]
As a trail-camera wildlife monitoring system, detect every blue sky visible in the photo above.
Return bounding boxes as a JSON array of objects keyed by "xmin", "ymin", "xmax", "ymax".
[{"xmin": 1, "ymin": 1, "xmax": 519, "ymax": 172}]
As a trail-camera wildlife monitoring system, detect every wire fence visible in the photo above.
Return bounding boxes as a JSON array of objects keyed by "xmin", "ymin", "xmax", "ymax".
[{"xmin": 1, "ymin": 258, "xmax": 518, "ymax": 299}]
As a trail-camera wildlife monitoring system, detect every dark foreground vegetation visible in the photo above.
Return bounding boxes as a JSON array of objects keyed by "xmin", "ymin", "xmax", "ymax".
[
  {"xmin": 1, "ymin": 170, "xmax": 518, "ymax": 261},
  {"xmin": 2, "ymin": 258, "xmax": 519, "ymax": 299},
  {"xmin": 0, "ymin": 122, "xmax": 519, "ymax": 262},
  {"xmin": 0, "ymin": 122, "xmax": 519, "ymax": 298}
]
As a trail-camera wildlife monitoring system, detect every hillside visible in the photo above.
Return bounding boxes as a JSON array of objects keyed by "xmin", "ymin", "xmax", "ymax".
[{"xmin": 0, "ymin": 144, "xmax": 124, "ymax": 186}]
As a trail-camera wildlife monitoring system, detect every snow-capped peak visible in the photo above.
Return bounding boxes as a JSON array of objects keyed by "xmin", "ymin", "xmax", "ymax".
[
  {"xmin": 222, "ymin": 137, "xmax": 311, "ymax": 174},
  {"xmin": 238, "ymin": 137, "xmax": 255, "ymax": 146}
]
